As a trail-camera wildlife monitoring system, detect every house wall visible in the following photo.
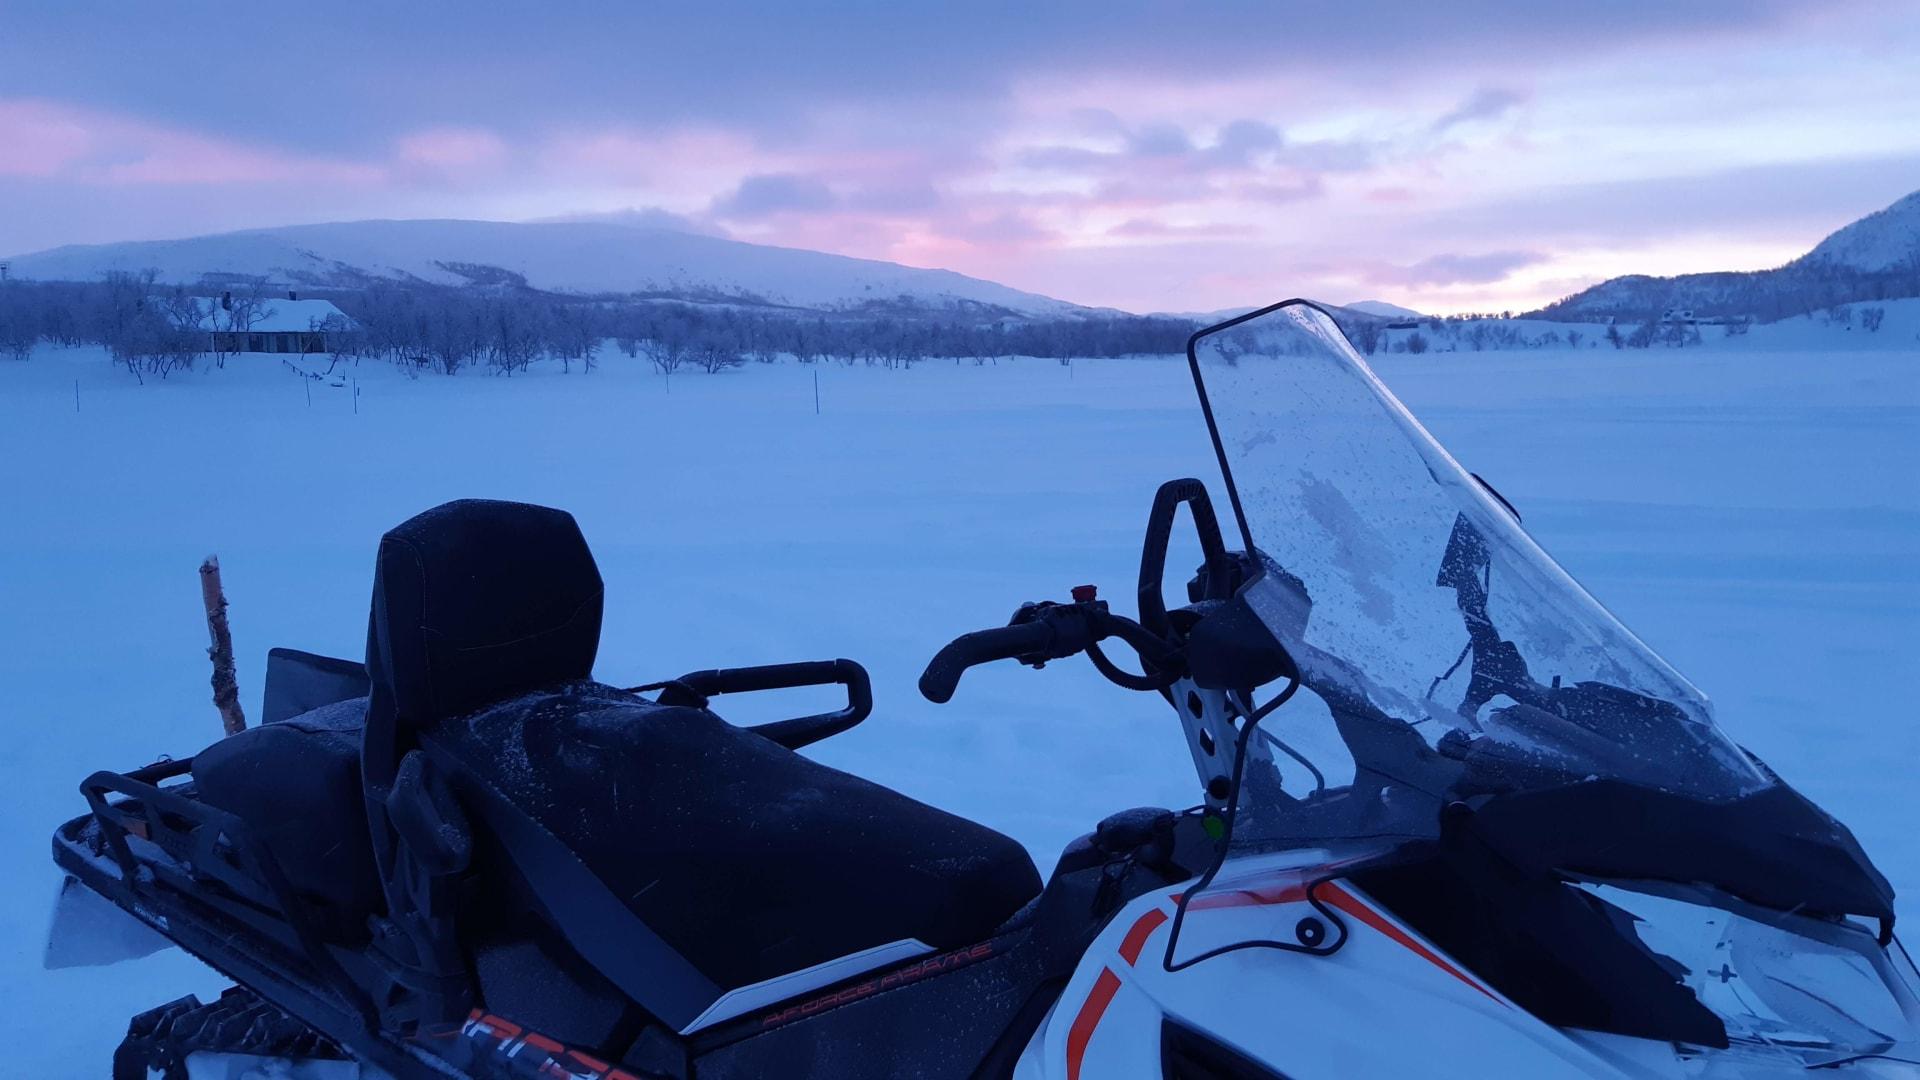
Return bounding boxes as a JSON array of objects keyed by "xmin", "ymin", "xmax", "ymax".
[{"xmin": 208, "ymin": 332, "xmax": 328, "ymax": 354}]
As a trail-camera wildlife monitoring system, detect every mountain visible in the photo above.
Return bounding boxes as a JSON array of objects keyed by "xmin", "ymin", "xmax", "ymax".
[
  {"xmin": 1533, "ymin": 190, "xmax": 1920, "ymax": 323},
  {"xmin": 1159, "ymin": 300, "xmax": 1416, "ymax": 325},
  {"xmin": 1792, "ymin": 191, "xmax": 1920, "ymax": 273},
  {"xmin": 1345, "ymin": 300, "xmax": 1426, "ymax": 320},
  {"xmin": 1, "ymin": 219, "xmax": 1088, "ymax": 318}
]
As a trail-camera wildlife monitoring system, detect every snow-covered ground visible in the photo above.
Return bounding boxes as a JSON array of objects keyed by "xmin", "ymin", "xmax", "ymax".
[{"xmin": 1, "ymin": 334, "xmax": 1915, "ymax": 1072}]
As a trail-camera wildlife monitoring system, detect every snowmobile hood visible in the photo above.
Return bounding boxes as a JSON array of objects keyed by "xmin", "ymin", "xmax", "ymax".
[{"xmin": 1185, "ymin": 300, "xmax": 1893, "ymax": 924}]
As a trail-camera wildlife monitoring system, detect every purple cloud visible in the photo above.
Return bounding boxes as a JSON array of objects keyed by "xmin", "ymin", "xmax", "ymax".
[
  {"xmin": 712, "ymin": 172, "xmax": 838, "ymax": 218},
  {"xmin": 1126, "ymin": 124, "xmax": 1195, "ymax": 158},
  {"xmin": 1373, "ymin": 251, "xmax": 1549, "ymax": 286},
  {"xmin": 535, "ymin": 206, "xmax": 729, "ymax": 237},
  {"xmin": 1206, "ymin": 120, "xmax": 1284, "ymax": 166},
  {"xmin": 1432, "ymin": 87, "xmax": 1528, "ymax": 133}
]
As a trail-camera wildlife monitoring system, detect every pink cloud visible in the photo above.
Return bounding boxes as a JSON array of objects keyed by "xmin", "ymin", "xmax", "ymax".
[
  {"xmin": 0, "ymin": 100, "xmax": 94, "ymax": 176},
  {"xmin": 394, "ymin": 127, "xmax": 508, "ymax": 169},
  {"xmin": 544, "ymin": 128, "xmax": 765, "ymax": 188},
  {"xmin": 0, "ymin": 97, "xmax": 383, "ymax": 187},
  {"xmin": 1106, "ymin": 218, "xmax": 1241, "ymax": 240}
]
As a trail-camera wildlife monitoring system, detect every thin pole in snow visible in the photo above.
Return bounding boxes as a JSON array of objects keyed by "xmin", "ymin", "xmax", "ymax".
[
  {"xmin": 813, "ymin": 368, "xmax": 820, "ymax": 414},
  {"xmin": 352, "ymin": 379, "xmax": 359, "ymax": 415},
  {"xmin": 74, "ymin": 379, "xmax": 80, "ymax": 413},
  {"xmin": 304, "ymin": 378, "xmax": 311, "ymax": 407}
]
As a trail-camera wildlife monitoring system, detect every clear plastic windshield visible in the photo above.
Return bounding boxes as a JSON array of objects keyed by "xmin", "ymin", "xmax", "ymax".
[{"xmin": 1189, "ymin": 302, "xmax": 1766, "ymax": 815}]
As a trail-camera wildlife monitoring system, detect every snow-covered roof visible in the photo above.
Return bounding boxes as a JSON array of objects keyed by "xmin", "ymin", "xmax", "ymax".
[{"xmin": 182, "ymin": 297, "xmax": 353, "ymax": 332}]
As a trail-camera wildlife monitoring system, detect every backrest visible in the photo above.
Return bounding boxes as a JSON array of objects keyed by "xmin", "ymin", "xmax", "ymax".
[
  {"xmin": 358, "ymin": 498, "xmax": 604, "ymax": 1028},
  {"xmin": 366, "ymin": 498, "xmax": 604, "ymax": 732}
]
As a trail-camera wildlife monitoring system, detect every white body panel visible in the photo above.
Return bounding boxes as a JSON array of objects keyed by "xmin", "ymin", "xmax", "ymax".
[
  {"xmin": 679, "ymin": 938, "xmax": 932, "ymax": 1033},
  {"xmin": 1014, "ymin": 854, "xmax": 1920, "ymax": 1079}
]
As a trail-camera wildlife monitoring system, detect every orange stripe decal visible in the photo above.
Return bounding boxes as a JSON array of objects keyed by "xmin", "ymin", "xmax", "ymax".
[
  {"xmin": 1319, "ymin": 883, "xmax": 1505, "ymax": 1005},
  {"xmin": 1065, "ymin": 967, "xmax": 1122, "ymax": 1080},
  {"xmin": 1117, "ymin": 907, "xmax": 1169, "ymax": 966}
]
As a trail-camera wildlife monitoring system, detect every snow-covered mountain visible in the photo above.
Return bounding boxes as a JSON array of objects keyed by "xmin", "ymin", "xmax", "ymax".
[
  {"xmin": 2, "ymin": 219, "xmax": 1089, "ymax": 317},
  {"xmin": 1345, "ymin": 299, "xmax": 1426, "ymax": 320},
  {"xmin": 1158, "ymin": 300, "xmax": 1419, "ymax": 325},
  {"xmin": 1791, "ymin": 190, "xmax": 1920, "ymax": 273},
  {"xmin": 1535, "ymin": 190, "xmax": 1920, "ymax": 323}
]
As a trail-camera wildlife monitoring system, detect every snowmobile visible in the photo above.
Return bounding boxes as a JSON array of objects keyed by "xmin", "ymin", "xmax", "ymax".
[{"xmin": 47, "ymin": 300, "xmax": 1919, "ymax": 1078}]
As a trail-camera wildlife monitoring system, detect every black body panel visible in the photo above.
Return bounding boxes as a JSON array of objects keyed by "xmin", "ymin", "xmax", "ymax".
[
  {"xmin": 1351, "ymin": 822, "xmax": 1729, "ymax": 1048},
  {"xmin": 1466, "ymin": 774, "xmax": 1896, "ymax": 927},
  {"xmin": 262, "ymin": 648, "xmax": 370, "ymax": 725}
]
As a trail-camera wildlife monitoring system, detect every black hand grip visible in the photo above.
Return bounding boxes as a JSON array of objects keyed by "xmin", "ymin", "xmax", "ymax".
[
  {"xmin": 677, "ymin": 659, "xmax": 857, "ymax": 698},
  {"xmin": 669, "ymin": 659, "xmax": 873, "ymax": 750},
  {"xmin": 918, "ymin": 621, "xmax": 1057, "ymax": 704},
  {"xmin": 1138, "ymin": 478, "xmax": 1232, "ymax": 640}
]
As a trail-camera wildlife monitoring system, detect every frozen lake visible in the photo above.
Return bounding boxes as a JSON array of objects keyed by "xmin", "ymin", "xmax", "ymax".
[{"xmin": 2, "ymin": 339, "xmax": 1915, "ymax": 1070}]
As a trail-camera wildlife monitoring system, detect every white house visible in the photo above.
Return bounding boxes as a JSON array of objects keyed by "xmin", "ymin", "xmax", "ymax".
[{"xmin": 184, "ymin": 294, "xmax": 355, "ymax": 354}]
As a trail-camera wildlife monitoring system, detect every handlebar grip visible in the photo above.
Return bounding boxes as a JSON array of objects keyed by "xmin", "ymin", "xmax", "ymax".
[
  {"xmin": 670, "ymin": 659, "xmax": 874, "ymax": 750},
  {"xmin": 679, "ymin": 659, "xmax": 852, "ymax": 697},
  {"xmin": 918, "ymin": 621, "xmax": 1056, "ymax": 704}
]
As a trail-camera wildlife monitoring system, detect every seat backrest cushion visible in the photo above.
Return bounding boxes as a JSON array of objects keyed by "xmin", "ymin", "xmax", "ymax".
[{"xmin": 367, "ymin": 499, "xmax": 604, "ymax": 730}]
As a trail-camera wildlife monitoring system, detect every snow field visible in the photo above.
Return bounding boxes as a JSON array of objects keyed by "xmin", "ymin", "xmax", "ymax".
[{"xmin": 0, "ymin": 336, "xmax": 1913, "ymax": 1072}]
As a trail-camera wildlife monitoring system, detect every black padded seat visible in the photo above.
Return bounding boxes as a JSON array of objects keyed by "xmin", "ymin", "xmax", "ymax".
[
  {"xmin": 362, "ymin": 498, "xmax": 1042, "ymax": 1021},
  {"xmin": 192, "ymin": 696, "xmax": 381, "ymax": 938},
  {"xmin": 434, "ymin": 679, "xmax": 1041, "ymax": 992}
]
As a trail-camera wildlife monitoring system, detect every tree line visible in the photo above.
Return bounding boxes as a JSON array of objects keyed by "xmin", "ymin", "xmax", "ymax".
[
  {"xmin": 1531, "ymin": 261, "xmax": 1920, "ymax": 325},
  {"xmin": 0, "ymin": 274, "xmax": 1198, "ymax": 377}
]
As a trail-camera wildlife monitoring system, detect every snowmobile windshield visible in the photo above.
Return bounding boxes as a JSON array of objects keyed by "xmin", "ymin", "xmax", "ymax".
[{"xmin": 1187, "ymin": 301, "xmax": 1768, "ymax": 817}]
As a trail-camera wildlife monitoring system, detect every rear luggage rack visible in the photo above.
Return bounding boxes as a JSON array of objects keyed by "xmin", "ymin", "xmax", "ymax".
[
  {"xmin": 77, "ymin": 761, "xmax": 377, "ymax": 1025},
  {"xmin": 51, "ymin": 759, "xmax": 461, "ymax": 1075}
]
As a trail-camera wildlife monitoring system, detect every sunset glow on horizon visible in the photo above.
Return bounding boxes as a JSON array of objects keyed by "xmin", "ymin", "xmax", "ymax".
[{"xmin": 2, "ymin": 2, "xmax": 1916, "ymax": 314}]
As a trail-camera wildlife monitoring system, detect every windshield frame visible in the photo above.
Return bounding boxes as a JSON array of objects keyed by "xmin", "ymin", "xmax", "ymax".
[
  {"xmin": 1183, "ymin": 299, "xmax": 1329, "ymax": 559},
  {"xmin": 1184, "ymin": 298, "xmax": 1773, "ymax": 806}
]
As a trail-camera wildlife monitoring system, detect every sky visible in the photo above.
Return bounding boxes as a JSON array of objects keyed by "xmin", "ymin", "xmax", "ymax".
[{"xmin": 2, "ymin": 1, "xmax": 1917, "ymax": 315}]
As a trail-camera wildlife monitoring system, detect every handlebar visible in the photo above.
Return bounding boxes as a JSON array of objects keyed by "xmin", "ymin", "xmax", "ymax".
[
  {"xmin": 922, "ymin": 479, "xmax": 1248, "ymax": 706},
  {"xmin": 917, "ymin": 621, "xmax": 1059, "ymax": 704},
  {"xmin": 918, "ymin": 598, "xmax": 1179, "ymax": 704}
]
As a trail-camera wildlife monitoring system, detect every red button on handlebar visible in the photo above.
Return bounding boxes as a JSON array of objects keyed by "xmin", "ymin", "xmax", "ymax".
[{"xmin": 1071, "ymin": 584, "xmax": 1098, "ymax": 603}]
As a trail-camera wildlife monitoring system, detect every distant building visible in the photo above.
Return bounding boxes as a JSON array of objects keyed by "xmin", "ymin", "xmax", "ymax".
[
  {"xmin": 180, "ymin": 293, "xmax": 354, "ymax": 354},
  {"xmin": 1661, "ymin": 307, "xmax": 1697, "ymax": 325}
]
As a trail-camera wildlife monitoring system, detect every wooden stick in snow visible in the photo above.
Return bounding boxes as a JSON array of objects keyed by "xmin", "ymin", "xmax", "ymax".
[{"xmin": 200, "ymin": 555, "xmax": 247, "ymax": 736}]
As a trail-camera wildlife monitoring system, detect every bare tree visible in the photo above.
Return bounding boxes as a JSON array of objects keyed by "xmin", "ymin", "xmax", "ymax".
[{"xmin": 0, "ymin": 281, "xmax": 38, "ymax": 360}]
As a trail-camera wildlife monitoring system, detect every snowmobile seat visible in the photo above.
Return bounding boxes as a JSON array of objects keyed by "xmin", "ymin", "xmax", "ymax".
[
  {"xmin": 191, "ymin": 696, "xmax": 382, "ymax": 941},
  {"xmin": 364, "ymin": 499, "xmax": 1042, "ymax": 1032}
]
